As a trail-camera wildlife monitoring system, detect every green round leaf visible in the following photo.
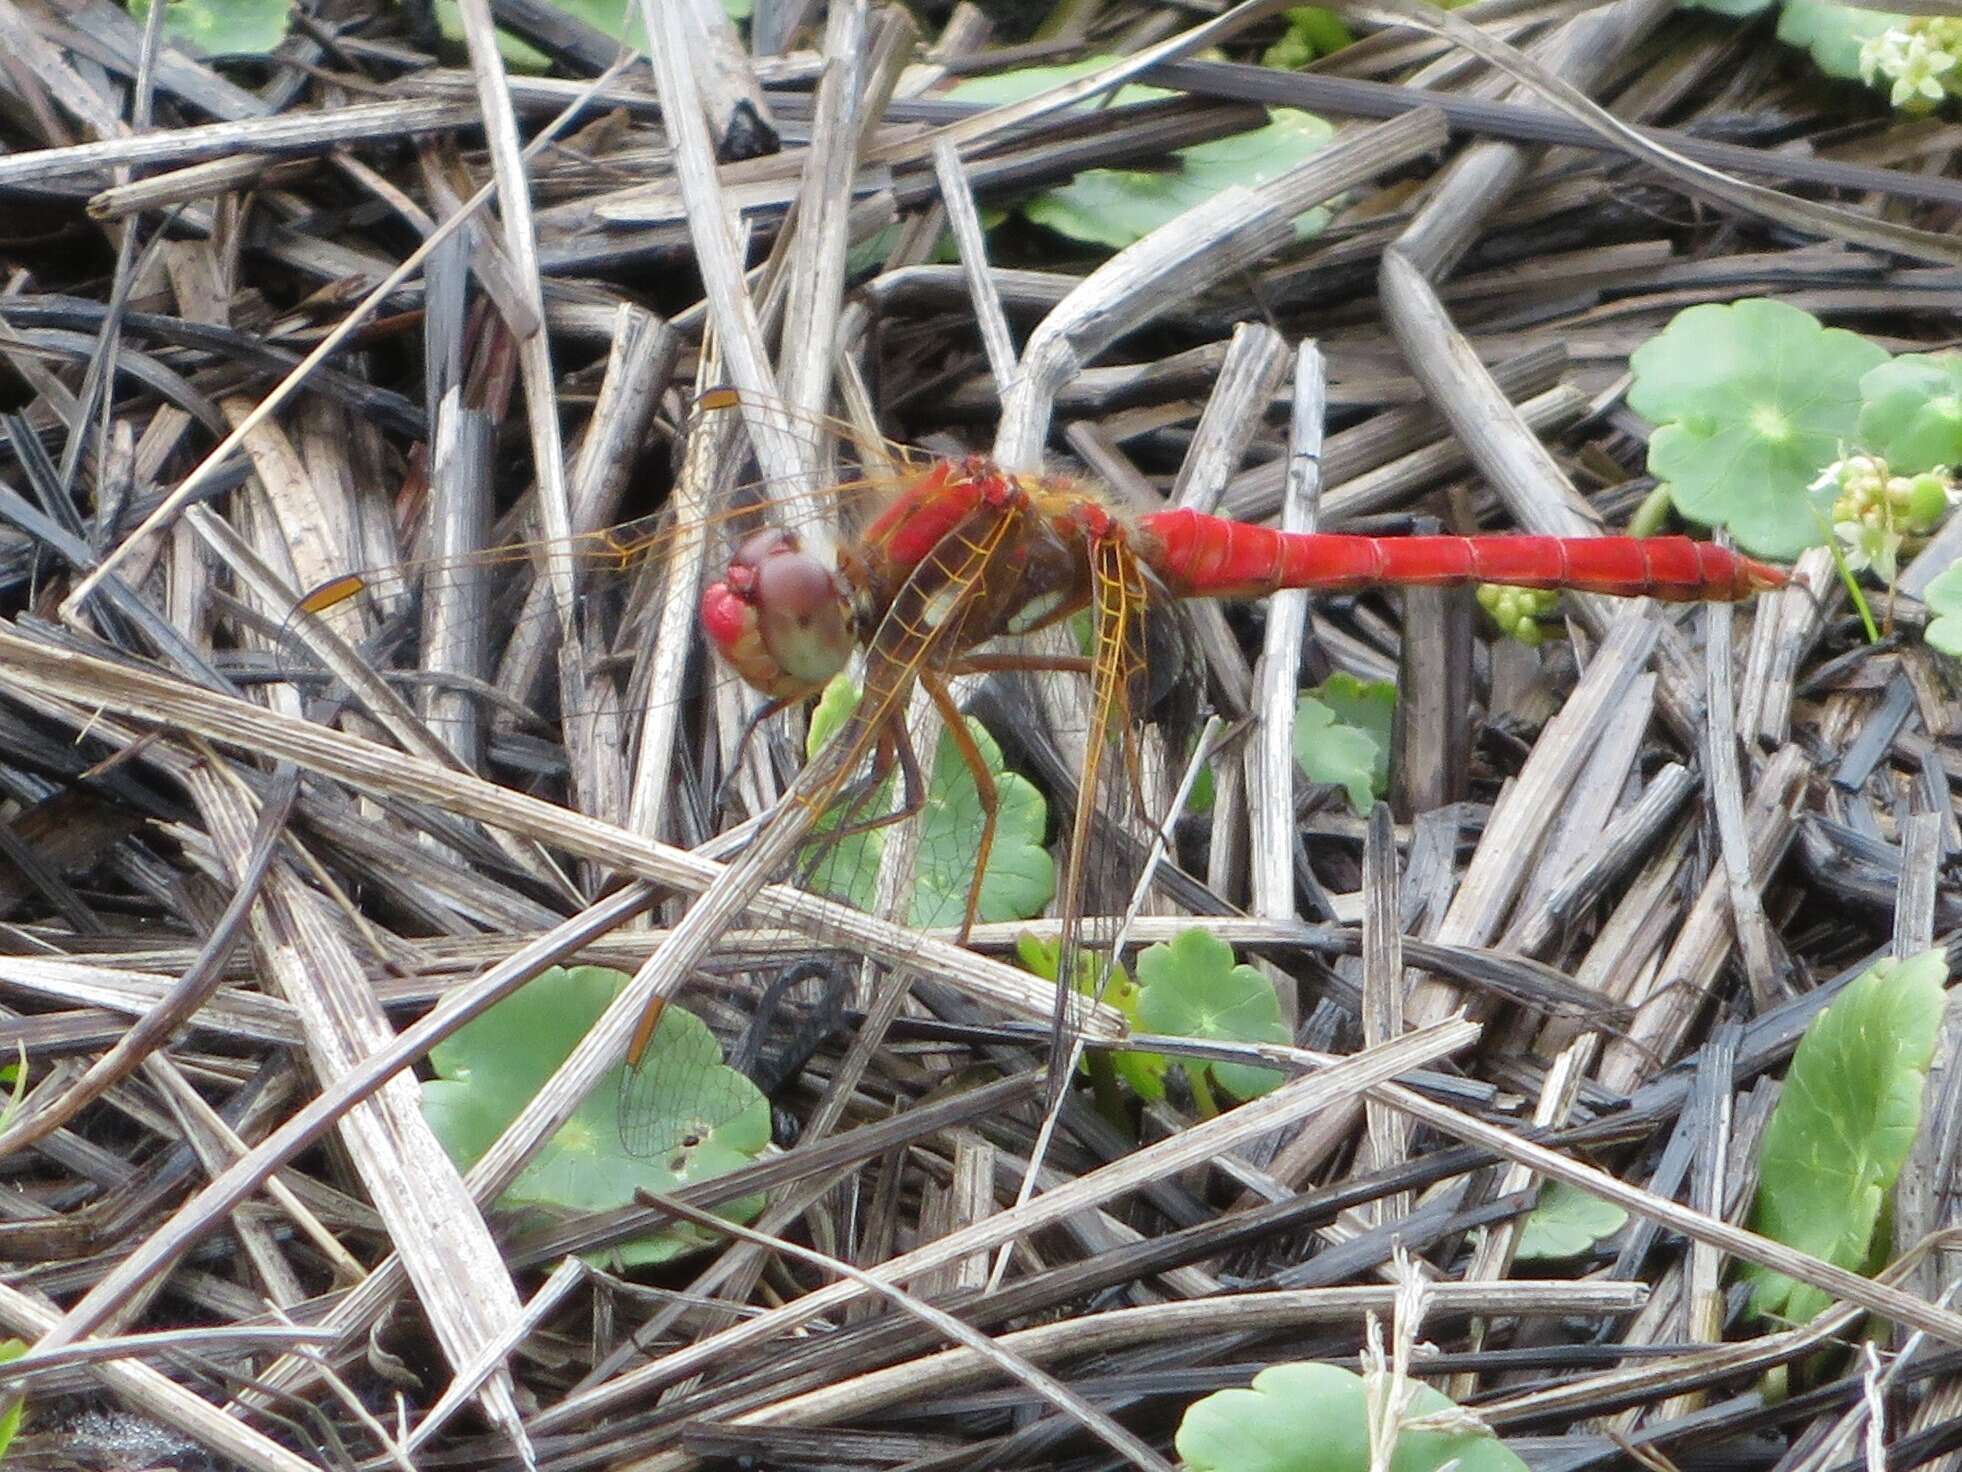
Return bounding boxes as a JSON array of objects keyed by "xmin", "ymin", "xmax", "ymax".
[
  {"xmin": 949, "ymin": 60, "xmax": 1337, "ymax": 250},
  {"xmin": 1294, "ymin": 674, "xmax": 1396, "ymax": 815},
  {"xmin": 1859, "ymin": 354, "xmax": 1962, "ymax": 474},
  {"xmin": 1316, "ymin": 673, "xmax": 1396, "ymax": 784},
  {"xmin": 803, "ymin": 676, "xmax": 1055, "ymax": 929},
  {"xmin": 1018, "ymin": 933, "xmax": 1169, "ymax": 1101},
  {"xmin": 1777, "ymin": 0, "xmax": 1909, "ymax": 79},
  {"xmin": 1177, "ymin": 1361, "xmax": 1532, "ymax": 1472},
  {"xmin": 1628, "ymin": 300, "xmax": 1889, "ymax": 559},
  {"xmin": 1023, "ymin": 110, "xmax": 1340, "ymax": 250},
  {"xmin": 1678, "ymin": 0, "xmax": 1775, "ymax": 18},
  {"xmin": 428, "ymin": 0, "xmax": 747, "ymax": 72},
  {"xmin": 421, "ymin": 965, "xmax": 770, "ymax": 1268},
  {"xmin": 1743, "ymin": 949, "xmax": 1949, "ymax": 1324},
  {"xmin": 1136, "ymin": 929, "xmax": 1289, "ymax": 1100},
  {"xmin": 1924, "ymin": 561, "xmax": 1962, "ymax": 657},
  {"xmin": 433, "ymin": 0, "xmax": 551, "ymax": 67},
  {"xmin": 1514, "ymin": 1179, "xmax": 1628, "ymax": 1261},
  {"xmin": 128, "ymin": 0, "xmax": 290, "ymax": 53},
  {"xmin": 1263, "ymin": 6, "xmax": 1355, "ymax": 66},
  {"xmin": 0, "ymin": 1339, "xmax": 23, "ymax": 1461}
]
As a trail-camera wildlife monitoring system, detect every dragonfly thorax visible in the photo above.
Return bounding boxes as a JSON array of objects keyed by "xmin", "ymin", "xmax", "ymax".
[{"xmin": 700, "ymin": 528, "xmax": 856, "ymax": 700}]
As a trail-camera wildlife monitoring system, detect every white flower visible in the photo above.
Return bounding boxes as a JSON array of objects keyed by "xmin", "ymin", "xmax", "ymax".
[
  {"xmin": 1862, "ymin": 25, "xmax": 1959, "ymax": 108},
  {"xmin": 1836, "ymin": 519, "xmax": 1904, "ymax": 580},
  {"xmin": 1860, "ymin": 28, "xmax": 1911, "ymax": 86},
  {"xmin": 1896, "ymin": 32, "xmax": 1957, "ymax": 107},
  {"xmin": 1820, "ymin": 454, "xmax": 1892, "ymax": 526}
]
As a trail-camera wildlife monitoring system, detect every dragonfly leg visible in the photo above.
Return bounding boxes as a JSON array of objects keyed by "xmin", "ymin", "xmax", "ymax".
[
  {"xmin": 715, "ymin": 694, "xmax": 797, "ymax": 817},
  {"xmin": 921, "ymin": 672, "xmax": 994, "ymax": 944},
  {"xmin": 816, "ymin": 718, "xmax": 927, "ymax": 843}
]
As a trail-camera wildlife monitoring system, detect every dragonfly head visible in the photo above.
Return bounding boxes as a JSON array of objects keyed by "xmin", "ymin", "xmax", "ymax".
[{"xmin": 701, "ymin": 528, "xmax": 855, "ymax": 699}]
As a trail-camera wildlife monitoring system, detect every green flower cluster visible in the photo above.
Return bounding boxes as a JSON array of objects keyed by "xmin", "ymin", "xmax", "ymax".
[
  {"xmin": 1859, "ymin": 17, "xmax": 1962, "ymax": 110},
  {"xmin": 1816, "ymin": 453, "xmax": 1958, "ymax": 580},
  {"xmin": 1476, "ymin": 583, "xmax": 1562, "ymax": 646}
]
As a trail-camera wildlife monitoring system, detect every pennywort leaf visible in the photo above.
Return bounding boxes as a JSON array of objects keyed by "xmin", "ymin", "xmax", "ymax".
[
  {"xmin": 1743, "ymin": 949, "xmax": 1949, "ymax": 1324},
  {"xmin": 128, "ymin": 0, "xmax": 290, "ymax": 53},
  {"xmin": 1515, "ymin": 1179, "xmax": 1628, "ymax": 1262},
  {"xmin": 947, "ymin": 60, "xmax": 1338, "ymax": 250},
  {"xmin": 804, "ymin": 675, "xmax": 1055, "ymax": 929},
  {"xmin": 1859, "ymin": 354, "xmax": 1962, "ymax": 474},
  {"xmin": 1628, "ymin": 299, "xmax": 1888, "ymax": 560},
  {"xmin": 1925, "ymin": 562, "xmax": 1962, "ymax": 657},
  {"xmin": 421, "ymin": 965, "xmax": 770, "ymax": 1269},
  {"xmin": 1779, "ymin": 0, "xmax": 1913, "ymax": 81},
  {"xmin": 1177, "ymin": 1361, "xmax": 1531, "ymax": 1472},
  {"xmin": 1136, "ymin": 929, "xmax": 1288, "ymax": 1102},
  {"xmin": 1294, "ymin": 673, "xmax": 1396, "ymax": 815}
]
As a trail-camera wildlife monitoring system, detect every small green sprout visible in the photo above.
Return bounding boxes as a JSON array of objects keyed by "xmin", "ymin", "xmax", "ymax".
[
  {"xmin": 1742, "ymin": 949, "xmax": 1948, "ymax": 1326},
  {"xmin": 1294, "ymin": 673, "xmax": 1396, "ymax": 815},
  {"xmin": 0, "ymin": 1045, "xmax": 25, "ymax": 1130},
  {"xmin": 0, "ymin": 1340, "xmax": 21, "ymax": 1460},
  {"xmin": 1262, "ymin": 7, "xmax": 1355, "ymax": 67},
  {"xmin": 1476, "ymin": 584, "xmax": 1561, "ymax": 646},
  {"xmin": 1016, "ymin": 934, "xmax": 1170, "ymax": 1105}
]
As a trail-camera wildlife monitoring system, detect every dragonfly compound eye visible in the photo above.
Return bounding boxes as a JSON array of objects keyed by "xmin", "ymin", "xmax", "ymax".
[
  {"xmin": 699, "ymin": 532, "xmax": 853, "ymax": 698},
  {"xmin": 730, "ymin": 526, "xmax": 797, "ymax": 572},
  {"xmin": 753, "ymin": 547, "xmax": 853, "ymax": 685}
]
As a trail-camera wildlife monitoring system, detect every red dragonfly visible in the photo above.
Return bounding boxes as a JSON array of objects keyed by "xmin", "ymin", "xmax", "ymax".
[
  {"xmin": 694, "ymin": 438, "xmax": 1789, "ymax": 946},
  {"xmin": 292, "ymin": 390, "xmax": 1787, "ymax": 1155}
]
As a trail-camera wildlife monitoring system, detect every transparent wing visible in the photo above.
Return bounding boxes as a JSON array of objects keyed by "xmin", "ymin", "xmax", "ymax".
[{"xmin": 614, "ymin": 956, "xmax": 850, "ymax": 1160}]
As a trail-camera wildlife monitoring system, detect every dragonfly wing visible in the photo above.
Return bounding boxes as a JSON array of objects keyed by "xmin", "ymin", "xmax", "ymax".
[
  {"xmin": 1045, "ymin": 531, "xmax": 1156, "ymax": 1097},
  {"xmin": 616, "ymin": 955, "xmax": 850, "ymax": 1161},
  {"xmin": 618, "ymin": 489, "xmax": 1036, "ymax": 1158}
]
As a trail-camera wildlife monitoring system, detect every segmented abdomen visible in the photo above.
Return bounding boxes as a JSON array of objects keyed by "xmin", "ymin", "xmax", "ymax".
[{"xmin": 1136, "ymin": 512, "xmax": 1788, "ymax": 604}]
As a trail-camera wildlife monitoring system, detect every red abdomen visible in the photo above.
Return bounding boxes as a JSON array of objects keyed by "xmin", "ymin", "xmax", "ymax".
[{"xmin": 1136, "ymin": 511, "xmax": 1788, "ymax": 603}]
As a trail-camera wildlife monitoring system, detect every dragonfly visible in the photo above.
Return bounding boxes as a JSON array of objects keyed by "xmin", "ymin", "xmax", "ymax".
[
  {"xmin": 290, "ymin": 389, "xmax": 1789, "ymax": 1159},
  {"xmin": 669, "ymin": 403, "xmax": 1787, "ymax": 1097}
]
